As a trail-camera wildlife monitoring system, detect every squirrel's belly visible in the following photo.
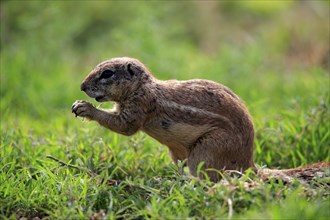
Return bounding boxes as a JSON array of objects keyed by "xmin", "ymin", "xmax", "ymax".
[{"xmin": 142, "ymin": 120, "xmax": 212, "ymax": 149}]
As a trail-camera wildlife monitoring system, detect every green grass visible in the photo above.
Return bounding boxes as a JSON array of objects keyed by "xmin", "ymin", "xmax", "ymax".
[{"xmin": 1, "ymin": 1, "xmax": 330, "ymax": 219}]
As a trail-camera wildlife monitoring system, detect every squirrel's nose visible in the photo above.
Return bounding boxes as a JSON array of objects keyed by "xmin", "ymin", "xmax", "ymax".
[{"xmin": 80, "ymin": 82, "xmax": 87, "ymax": 92}]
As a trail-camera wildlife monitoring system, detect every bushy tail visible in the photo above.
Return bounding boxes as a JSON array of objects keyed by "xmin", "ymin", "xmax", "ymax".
[{"xmin": 257, "ymin": 162, "xmax": 330, "ymax": 184}]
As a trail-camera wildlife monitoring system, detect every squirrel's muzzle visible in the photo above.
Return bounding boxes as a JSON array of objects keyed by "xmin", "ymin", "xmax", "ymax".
[{"xmin": 80, "ymin": 82, "xmax": 87, "ymax": 92}]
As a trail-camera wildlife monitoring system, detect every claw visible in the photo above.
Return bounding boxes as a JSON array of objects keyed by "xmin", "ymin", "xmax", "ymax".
[
  {"xmin": 72, "ymin": 103, "xmax": 77, "ymax": 115},
  {"xmin": 71, "ymin": 103, "xmax": 77, "ymax": 111}
]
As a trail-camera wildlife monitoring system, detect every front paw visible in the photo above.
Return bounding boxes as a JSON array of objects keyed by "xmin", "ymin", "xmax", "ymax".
[{"xmin": 72, "ymin": 100, "xmax": 96, "ymax": 120}]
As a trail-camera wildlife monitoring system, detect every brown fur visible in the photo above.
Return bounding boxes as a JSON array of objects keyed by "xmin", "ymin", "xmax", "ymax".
[
  {"xmin": 259, "ymin": 162, "xmax": 330, "ymax": 183},
  {"xmin": 72, "ymin": 57, "xmax": 329, "ymax": 182}
]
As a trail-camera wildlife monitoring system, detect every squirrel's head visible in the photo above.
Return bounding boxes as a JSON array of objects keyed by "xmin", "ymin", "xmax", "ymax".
[{"xmin": 81, "ymin": 57, "xmax": 152, "ymax": 102}]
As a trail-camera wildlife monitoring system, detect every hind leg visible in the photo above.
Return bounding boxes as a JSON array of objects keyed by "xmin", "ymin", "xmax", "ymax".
[{"xmin": 187, "ymin": 130, "xmax": 254, "ymax": 182}]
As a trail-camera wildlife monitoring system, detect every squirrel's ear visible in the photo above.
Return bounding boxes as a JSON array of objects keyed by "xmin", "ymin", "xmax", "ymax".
[
  {"xmin": 127, "ymin": 63, "xmax": 135, "ymax": 77},
  {"xmin": 126, "ymin": 62, "xmax": 143, "ymax": 77}
]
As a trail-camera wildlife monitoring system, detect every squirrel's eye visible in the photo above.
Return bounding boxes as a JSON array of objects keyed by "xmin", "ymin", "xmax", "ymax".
[{"xmin": 100, "ymin": 70, "xmax": 115, "ymax": 79}]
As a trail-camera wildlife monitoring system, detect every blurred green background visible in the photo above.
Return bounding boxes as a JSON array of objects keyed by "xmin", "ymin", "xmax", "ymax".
[{"xmin": 1, "ymin": 0, "xmax": 329, "ymax": 165}]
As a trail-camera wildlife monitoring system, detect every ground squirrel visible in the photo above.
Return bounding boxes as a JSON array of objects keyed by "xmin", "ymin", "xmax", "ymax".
[{"xmin": 72, "ymin": 57, "xmax": 329, "ymax": 182}]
